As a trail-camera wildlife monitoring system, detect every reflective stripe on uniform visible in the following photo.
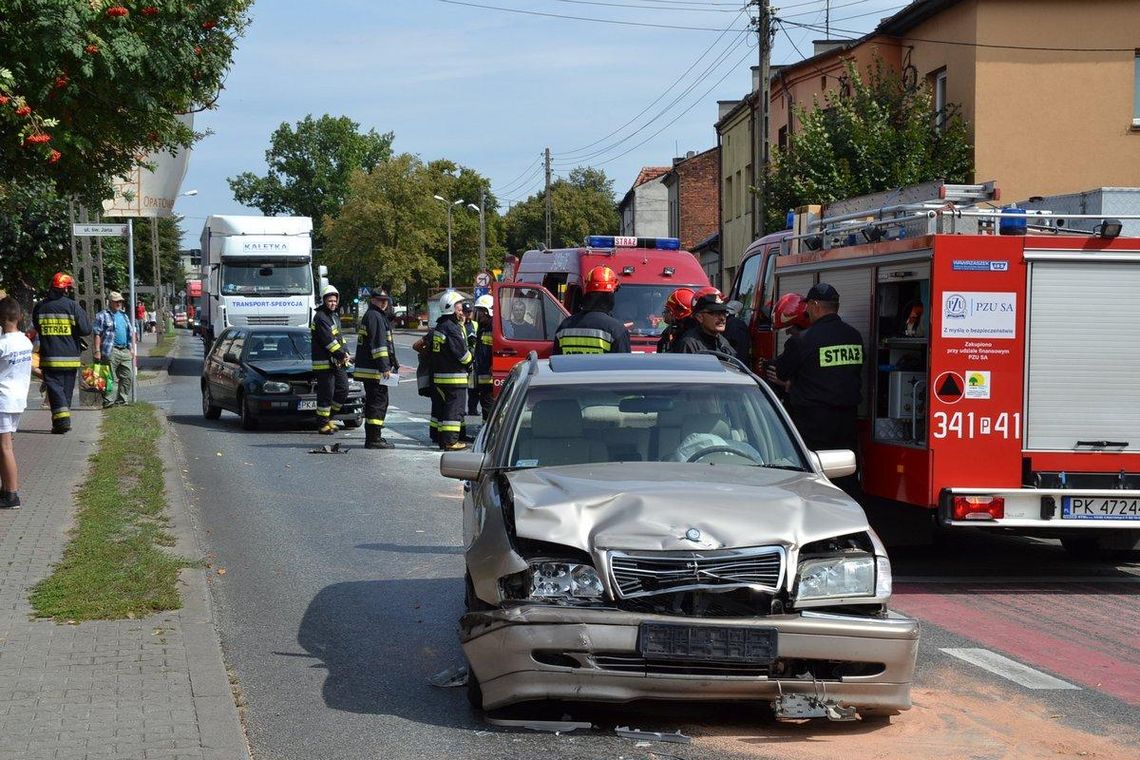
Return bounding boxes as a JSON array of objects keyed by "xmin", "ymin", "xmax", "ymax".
[
  {"xmin": 365, "ymin": 418, "xmax": 384, "ymax": 427},
  {"xmin": 41, "ymin": 358, "xmax": 82, "ymax": 368},
  {"xmin": 434, "ymin": 372, "xmax": 468, "ymax": 385},
  {"xmin": 316, "ymin": 407, "xmax": 331, "ymax": 417},
  {"xmin": 330, "ymin": 402, "xmax": 342, "ymax": 411},
  {"xmin": 52, "ymin": 409, "xmax": 71, "ymax": 420},
  {"xmin": 819, "ymin": 344, "xmax": 863, "ymax": 367},
  {"xmin": 477, "ymin": 375, "xmax": 492, "ymax": 385},
  {"xmin": 354, "ymin": 368, "xmax": 383, "ymax": 380},
  {"xmin": 481, "ymin": 334, "xmax": 493, "ymax": 346},
  {"xmin": 312, "ymin": 361, "xmax": 331, "ymax": 371},
  {"xmin": 429, "ymin": 416, "xmax": 439, "ymax": 430},
  {"xmin": 556, "ymin": 327, "xmax": 613, "ymax": 354},
  {"xmin": 438, "ymin": 420, "xmax": 461, "ymax": 433},
  {"xmin": 37, "ymin": 314, "xmax": 75, "ymax": 336},
  {"xmin": 371, "ymin": 347, "xmax": 389, "ymax": 358},
  {"xmin": 458, "ymin": 351, "xmax": 472, "ymax": 365},
  {"xmin": 327, "ymin": 340, "xmax": 342, "ymax": 352}
]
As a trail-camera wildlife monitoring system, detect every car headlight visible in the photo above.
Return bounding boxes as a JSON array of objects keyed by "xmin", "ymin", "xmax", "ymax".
[
  {"xmin": 260, "ymin": 381, "xmax": 290, "ymax": 394},
  {"xmin": 529, "ymin": 561, "xmax": 604, "ymax": 600},
  {"xmin": 348, "ymin": 379, "xmax": 363, "ymax": 392},
  {"xmin": 795, "ymin": 554, "xmax": 876, "ymax": 601}
]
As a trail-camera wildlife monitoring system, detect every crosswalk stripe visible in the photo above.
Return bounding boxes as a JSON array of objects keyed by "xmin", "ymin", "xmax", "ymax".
[{"xmin": 940, "ymin": 648, "xmax": 1081, "ymax": 690}]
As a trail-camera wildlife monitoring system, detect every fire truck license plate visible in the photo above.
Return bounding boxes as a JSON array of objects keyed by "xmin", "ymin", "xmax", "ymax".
[{"xmin": 1062, "ymin": 497, "xmax": 1140, "ymax": 520}]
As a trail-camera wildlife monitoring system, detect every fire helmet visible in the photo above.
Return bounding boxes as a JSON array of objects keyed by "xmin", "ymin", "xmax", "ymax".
[
  {"xmin": 691, "ymin": 286, "xmax": 722, "ymax": 304},
  {"xmin": 51, "ymin": 272, "xmax": 74, "ymax": 290},
  {"xmin": 663, "ymin": 288, "xmax": 695, "ymax": 322},
  {"xmin": 320, "ymin": 284, "xmax": 339, "ymax": 299},
  {"xmin": 439, "ymin": 290, "xmax": 465, "ymax": 312},
  {"xmin": 474, "ymin": 294, "xmax": 494, "ymax": 316},
  {"xmin": 773, "ymin": 292, "xmax": 810, "ymax": 330},
  {"xmin": 583, "ymin": 266, "xmax": 619, "ymax": 294}
]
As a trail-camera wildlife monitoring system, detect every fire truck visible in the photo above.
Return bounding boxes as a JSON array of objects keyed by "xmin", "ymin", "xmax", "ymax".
[
  {"xmin": 489, "ymin": 235, "xmax": 711, "ymax": 386},
  {"xmin": 727, "ymin": 182, "xmax": 1140, "ymax": 556}
]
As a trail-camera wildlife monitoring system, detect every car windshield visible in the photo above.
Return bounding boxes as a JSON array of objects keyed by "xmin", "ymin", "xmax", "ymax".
[
  {"xmin": 507, "ymin": 382, "xmax": 806, "ymax": 470},
  {"xmin": 243, "ymin": 332, "xmax": 311, "ymax": 361},
  {"xmin": 222, "ymin": 262, "xmax": 312, "ymax": 296},
  {"xmin": 611, "ymin": 283, "xmax": 703, "ymax": 337}
]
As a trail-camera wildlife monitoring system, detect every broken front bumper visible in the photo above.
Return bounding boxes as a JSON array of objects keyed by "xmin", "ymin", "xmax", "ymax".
[{"xmin": 460, "ymin": 605, "xmax": 919, "ymax": 712}]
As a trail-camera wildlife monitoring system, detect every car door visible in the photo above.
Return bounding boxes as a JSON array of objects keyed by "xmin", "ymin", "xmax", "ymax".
[
  {"xmin": 490, "ymin": 282, "xmax": 568, "ymax": 392},
  {"xmin": 216, "ymin": 330, "xmax": 247, "ymax": 409},
  {"xmin": 205, "ymin": 330, "xmax": 235, "ymax": 406}
]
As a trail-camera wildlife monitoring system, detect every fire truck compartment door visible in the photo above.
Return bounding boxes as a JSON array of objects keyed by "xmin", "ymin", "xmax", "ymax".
[{"xmin": 1026, "ymin": 260, "xmax": 1140, "ymax": 452}]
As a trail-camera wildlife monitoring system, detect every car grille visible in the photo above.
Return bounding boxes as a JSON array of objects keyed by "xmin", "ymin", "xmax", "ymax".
[
  {"xmin": 609, "ymin": 547, "xmax": 785, "ymax": 599},
  {"xmin": 289, "ymin": 380, "xmax": 315, "ymax": 395},
  {"xmin": 245, "ymin": 315, "xmax": 292, "ymax": 326}
]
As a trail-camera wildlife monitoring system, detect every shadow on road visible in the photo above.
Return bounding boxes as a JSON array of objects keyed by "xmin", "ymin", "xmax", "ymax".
[
  {"xmin": 355, "ymin": 543, "xmax": 463, "ymax": 555},
  {"xmin": 168, "ymin": 356, "xmax": 203, "ymax": 377}
]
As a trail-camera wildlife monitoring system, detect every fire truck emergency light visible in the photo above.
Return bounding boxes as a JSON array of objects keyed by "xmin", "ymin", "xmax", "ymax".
[
  {"xmin": 951, "ymin": 495, "xmax": 1005, "ymax": 521},
  {"xmin": 585, "ymin": 235, "xmax": 681, "ymax": 250}
]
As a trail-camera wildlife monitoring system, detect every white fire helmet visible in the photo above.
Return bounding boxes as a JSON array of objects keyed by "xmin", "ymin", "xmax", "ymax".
[
  {"xmin": 439, "ymin": 290, "xmax": 465, "ymax": 312},
  {"xmin": 474, "ymin": 294, "xmax": 494, "ymax": 316}
]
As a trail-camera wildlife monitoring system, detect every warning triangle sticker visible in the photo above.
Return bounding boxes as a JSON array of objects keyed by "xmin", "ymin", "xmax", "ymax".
[{"xmin": 937, "ymin": 374, "xmax": 962, "ymax": 399}]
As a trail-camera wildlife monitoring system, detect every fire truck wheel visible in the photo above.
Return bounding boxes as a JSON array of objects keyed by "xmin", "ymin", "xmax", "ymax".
[{"xmin": 1060, "ymin": 535, "xmax": 1103, "ymax": 561}]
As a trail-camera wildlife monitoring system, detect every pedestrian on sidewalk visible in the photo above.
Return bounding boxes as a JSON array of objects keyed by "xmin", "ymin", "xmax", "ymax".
[
  {"xmin": 0, "ymin": 297, "xmax": 34, "ymax": 509},
  {"xmin": 93, "ymin": 292, "xmax": 136, "ymax": 407},
  {"xmin": 135, "ymin": 299, "xmax": 147, "ymax": 338},
  {"xmin": 31, "ymin": 272, "xmax": 91, "ymax": 434}
]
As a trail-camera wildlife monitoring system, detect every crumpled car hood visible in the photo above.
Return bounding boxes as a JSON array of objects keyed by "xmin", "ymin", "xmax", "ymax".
[{"xmin": 505, "ymin": 463, "xmax": 869, "ymax": 552}]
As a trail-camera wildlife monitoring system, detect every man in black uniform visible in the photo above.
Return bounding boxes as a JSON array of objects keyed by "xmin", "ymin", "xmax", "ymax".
[
  {"xmin": 311, "ymin": 284, "xmax": 350, "ymax": 435},
  {"xmin": 773, "ymin": 283, "xmax": 864, "ymax": 485},
  {"xmin": 552, "ymin": 266, "xmax": 631, "ymax": 355},
  {"xmin": 32, "ymin": 272, "xmax": 92, "ymax": 434},
  {"xmin": 673, "ymin": 290, "xmax": 737, "ymax": 356},
  {"xmin": 470, "ymin": 294, "xmax": 495, "ymax": 421},
  {"xmin": 354, "ymin": 287, "xmax": 396, "ymax": 449},
  {"xmin": 724, "ymin": 300, "xmax": 753, "ymax": 369},
  {"xmin": 431, "ymin": 290, "xmax": 473, "ymax": 451}
]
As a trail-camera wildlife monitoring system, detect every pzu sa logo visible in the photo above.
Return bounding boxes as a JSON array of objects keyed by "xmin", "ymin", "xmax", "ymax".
[{"xmin": 945, "ymin": 294, "xmax": 967, "ymax": 319}]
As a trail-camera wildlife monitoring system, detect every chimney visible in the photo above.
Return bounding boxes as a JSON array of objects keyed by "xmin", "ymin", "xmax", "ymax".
[
  {"xmin": 812, "ymin": 39, "xmax": 847, "ymax": 57},
  {"xmin": 751, "ymin": 65, "xmax": 762, "ymax": 93},
  {"xmin": 717, "ymin": 100, "xmax": 741, "ymax": 121}
]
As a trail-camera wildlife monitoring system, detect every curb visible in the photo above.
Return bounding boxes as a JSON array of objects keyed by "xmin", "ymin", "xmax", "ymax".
[{"xmin": 157, "ymin": 356, "xmax": 252, "ymax": 759}]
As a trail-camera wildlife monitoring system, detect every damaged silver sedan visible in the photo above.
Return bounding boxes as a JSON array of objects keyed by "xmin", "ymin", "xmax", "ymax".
[{"xmin": 441, "ymin": 353, "xmax": 918, "ymax": 721}]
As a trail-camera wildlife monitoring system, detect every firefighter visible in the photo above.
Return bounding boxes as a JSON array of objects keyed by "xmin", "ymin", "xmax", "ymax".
[
  {"xmin": 354, "ymin": 287, "xmax": 396, "ymax": 450},
  {"xmin": 724, "ymin": 299, "xmax": 753, "ymax": 368},
  {"xmin": 552, "ymin": 266, "xmax": 631, "ymax": 355},
  {"xmin": 311, "ymin": 284, "xmax": 350, "ymax": 435},
  {"xmin": 764, "ymin": 292, "xmax": 811, "ymax": 393},
  {"xmin": 656, "ymin": 287, "xmax": 694, "ymax": 353},
  {"xmin": 673, "ymin": 289, "xmax": 736, "ymax": 356},
  {"xmin": 471, "ymin": 294, "xmax": 495, "ymax": 420},
  {"xmin": 32, "ymin": 272, "xmax": 92, "ymax": 434},
  {"xmin": 463, "ymin": 302, "xmax": 480, "ymax": 418},
  {"xmin": 773, "ymin": 283, "xmax": 864, "ymax": 485},
  {"xmin": 431, "ymin": 290, "xmax": 473, "ymax": 451}
]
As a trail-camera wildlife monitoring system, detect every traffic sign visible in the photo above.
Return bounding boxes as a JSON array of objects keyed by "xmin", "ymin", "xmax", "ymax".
[
  {"xmin": 475, "ymin": 271, "xmax": 492, "ymax": 288},
  {"xmin": 473, "ymin": 286, "xmax": 490, "ymax": 298},
  {"xmin": 72, "ymin": 223, "xmax": 128, "ymax": 237}
]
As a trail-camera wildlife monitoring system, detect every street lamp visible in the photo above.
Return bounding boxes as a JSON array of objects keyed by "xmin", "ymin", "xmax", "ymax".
[
  {"xmin": 467, "ymin": 200, "xmax": 486, "ymax": 274},
  {"xmin": 433, "ymin": 194, "xmax": 465, "ymax": 289}
]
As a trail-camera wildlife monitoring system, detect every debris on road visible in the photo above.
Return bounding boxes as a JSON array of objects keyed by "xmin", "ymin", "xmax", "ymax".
[
  {"xmin": 485, "ymin": 717, "xmax": 593, "ymax": 733},
  {"xmin": 773, "ymin": 693, "xmax": 857, "ymax": 721},
  {"xmin": 427, "ymin": 664, "xmax": 468, "ymax": 687},
  {"xmin": 615, "ymin": 726, "xmax": 692, "ymax": 744},
  {"xmin": 308, "ymin": 443, "xmax": 348, "ymax": 454}
]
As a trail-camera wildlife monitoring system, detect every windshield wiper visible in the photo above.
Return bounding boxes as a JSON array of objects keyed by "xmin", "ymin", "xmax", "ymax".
[{"xmin": 754, "ymin": 463, "xmax": 805, "ymax": 471}]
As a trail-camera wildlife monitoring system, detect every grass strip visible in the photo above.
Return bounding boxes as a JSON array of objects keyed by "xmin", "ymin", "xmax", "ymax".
[
  {"xmin": 29, "ymin": 403, "xmax": 189, "ymax": 620},
  {"xmin": 148, "ymin": 336, "xmax": 174, "ymax": 357}
]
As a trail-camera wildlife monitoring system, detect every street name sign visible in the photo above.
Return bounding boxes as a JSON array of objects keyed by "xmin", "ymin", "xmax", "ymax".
[{"xmin": 73, "ymin": 224, "xmax": 128, "ymax": 237}]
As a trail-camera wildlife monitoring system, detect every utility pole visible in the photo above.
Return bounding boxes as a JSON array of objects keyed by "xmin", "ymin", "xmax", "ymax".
[
  {"xmin": 826, "ymin": 0, "xmax": 830, "ymax": 38},
  {"xmin": 478, "ymin": 187, "xmax": 487, "ymax": 273},
  {"xmin": 752, "ymin": 0, "xmax": 773, "ymax": 240},
  {"xmin": 152, "ymin": 217, "xmax": 163, "ymax": 334},
  {"xmin": 544, "ymin": 147, "xmax": 552, "ymax": 248}
]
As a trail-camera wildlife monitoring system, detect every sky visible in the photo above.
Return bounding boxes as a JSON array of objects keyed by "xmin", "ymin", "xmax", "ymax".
[{"xmin": 175, "ymin": 0, "xmax": 912, "ymax": 247}]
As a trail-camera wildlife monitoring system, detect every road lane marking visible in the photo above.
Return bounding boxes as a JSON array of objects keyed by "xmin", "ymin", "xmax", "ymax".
[
  {"xmin": 896, "ymin": 575, "xmax": 1140, "ymax": 584},
  {"xmin": 941, "ymin": 648, "xmax": 1081, "ymax": 690}
]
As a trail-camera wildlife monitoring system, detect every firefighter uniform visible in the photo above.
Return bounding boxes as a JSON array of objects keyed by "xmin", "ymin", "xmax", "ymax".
[
  {"xmin": 672, "ymin": 324, "xmax": 735, "ymax": 355},
  {"xmin": 430, "ymin": 313, "xmax": 472, "ymax": 449},
  {"xmin": 32, "ymin": 289, "xmax": 92, "ymax": 433},
  {"xmin": 472, "ymin": 324, "xmax": 494, "ymax": 420},
  {"xmin": 354, "ymin": 298, "xmax": 396, "ymax": 448},
  {"xmin": 773, "ymin": 311, "xmax": 864, "ymax": 453},
  {"xmin": 311, "ymin": 303, "xmax": 349, "ymax": 433},
  {"xmin": 464, "ymin": 318, "xmax": 480, "ymax": 416},
  {"xmin": 552, "ymin": 310, "xmax": 631, "ymax": 355}
]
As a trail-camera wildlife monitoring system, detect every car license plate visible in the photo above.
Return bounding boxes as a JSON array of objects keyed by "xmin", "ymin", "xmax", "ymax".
[
  {"xmin": 1062, "ymin": 496, "xmax": 1140, "ymax": 520},
  {"xmin": 638, "ymin": 623, "xmax": 777, "ymax": 663},
  {"xmin": 296, "ymin": 400, "xmax": 317, "ymax": 411}
]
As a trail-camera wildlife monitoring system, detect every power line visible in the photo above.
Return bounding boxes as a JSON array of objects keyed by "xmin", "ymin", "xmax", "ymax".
[
  {"xmin": 554, "ymin": 27, "xmax": 751, "ymax": 164},
  {"xmin": 496, "ymin": 164, "xmax": 545, "ymax": 197},
  {"xmin": 548, "ymin": 0, "xmax": 744, "ymax": 12},
  {"xmin": 435, "ymin": 0, "xmax": 751, "ymax": 31},
  {"xmin": 556, "ymin": 9, "xmax": 749, "ymax": 157},
  {"xmin": 493, "ymin": 156, "xmax": 544, "ymax": 195},
  {"xmin": 779, "ymin": 18, "xmax": 1138, "ymax": 52}
]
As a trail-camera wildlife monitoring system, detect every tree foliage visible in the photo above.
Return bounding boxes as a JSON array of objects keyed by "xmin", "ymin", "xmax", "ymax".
[
  {"xmin": 228, "ymin": 114, "xmax": 394, "ymax": 245},
  {"xmin": 0, "ymin": 0, "xmax": 252, "ymax": 203},
  {"xmin": 503, "ymin": 167, "xmax": 619, "ymax": 253},
  {"xmin": 321, "ymin": 154, "xmax": 446, "ymax": 298},
  {"xmin": 0, "ymin": 178, "xmax": 71, "ymax": 301},
  {"xmin": 765, "ymin": 58, "xmax": 973, "ymax": 232},
  {"xmin": 422, "ymin": 160, "xmax": 504, "ymax": 289}
]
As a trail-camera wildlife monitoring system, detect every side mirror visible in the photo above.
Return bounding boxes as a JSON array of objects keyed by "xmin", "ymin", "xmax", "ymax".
[
  {"xmin": 440, "ymin": 451, "xmax": 488, "ymax": 480},
  {"xmin": 813, "ymin": 449, "xmax": 857, "ymax": 480},
  {"xmin": 223, "ymin": 352, "xmax": 240, "ymax": 364}
]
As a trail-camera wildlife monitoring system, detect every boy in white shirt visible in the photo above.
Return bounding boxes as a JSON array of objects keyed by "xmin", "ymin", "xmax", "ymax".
[{"xmin": 0, "ymin": 297, "xmax": 34, "ymax": 509}]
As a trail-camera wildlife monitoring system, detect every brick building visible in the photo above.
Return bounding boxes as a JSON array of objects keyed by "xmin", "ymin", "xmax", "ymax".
[{"xmin": 662, "ymin": 148, "xmax": 720, "ymax": 283}]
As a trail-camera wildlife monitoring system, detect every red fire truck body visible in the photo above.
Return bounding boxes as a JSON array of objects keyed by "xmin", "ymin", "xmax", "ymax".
[{"xmin": 729, "ymin": 197, "xmax": 1140, "ymax": 550}]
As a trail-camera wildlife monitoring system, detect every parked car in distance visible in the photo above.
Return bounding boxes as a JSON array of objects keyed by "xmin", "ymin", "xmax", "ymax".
[
  {"xmin": 201, "ymin": 326, "xmax": 364, "ymax": 430},
  {"xmin": 173, "ymin": 308, "xmax": 188, "ymax": 328},
  {"xmin": 442, "ymin": 352, "xmax": 918, "ymax": 720}
]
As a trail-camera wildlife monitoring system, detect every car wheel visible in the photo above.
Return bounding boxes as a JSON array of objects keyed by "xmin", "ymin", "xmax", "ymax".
[
  {"xmin": 202, "ymin": 385, "xmax": 222, "ymax": 420},
  {"xmin": 342, "ymin": 416, "xmax": 362, "ymax": 430},
  {"xmin": 239, "ymin": 393, "xmax": 259, "ymax": 431}
]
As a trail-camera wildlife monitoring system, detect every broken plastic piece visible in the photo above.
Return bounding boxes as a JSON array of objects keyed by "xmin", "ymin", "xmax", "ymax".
[
  {"xmin": 614, "ymin": 726, "xmax": 692, "ymax": 744},
  {"xmin": 308, "ymin": 443, "xmax": 347, "ymax": 454},
  {"xmin": 773, "ymin": 694, "xmax": 858, "ymax": 721},
  {"xmin": 427, "ymin": 664, "xmax": 468, "ymax": 687},
  {"xmin": 485, "ymin": 717, "xmax": 593, "ymax": 733}
]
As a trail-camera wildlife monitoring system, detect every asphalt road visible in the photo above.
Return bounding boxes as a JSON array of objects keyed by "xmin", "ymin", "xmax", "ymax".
[{"xmin": 146, "ymin": 331, "xmax": 1140, "ymax": 760}]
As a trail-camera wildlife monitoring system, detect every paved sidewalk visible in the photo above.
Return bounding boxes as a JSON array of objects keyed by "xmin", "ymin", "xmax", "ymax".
[{"xmin": 0, "ymin": 402, "xmax": 249, "ymax": 759}]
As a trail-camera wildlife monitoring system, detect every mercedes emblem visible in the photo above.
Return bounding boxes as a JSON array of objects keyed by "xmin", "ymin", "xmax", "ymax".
[{"xmin": 685, "ymin": 528, "xmax": 701, "ymax": 542}]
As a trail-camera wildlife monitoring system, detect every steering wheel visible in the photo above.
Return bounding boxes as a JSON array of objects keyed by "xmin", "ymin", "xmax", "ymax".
[{"xmin": 685, "ymin": 444, "xmax": 763, "ymax": 464}]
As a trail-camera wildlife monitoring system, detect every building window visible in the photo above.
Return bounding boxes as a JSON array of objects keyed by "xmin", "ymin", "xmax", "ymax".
[
  {"xmin": 1134, "ymin": 51, "xmax": 1140, "ymax": 127},
  {"xmin": 736, "ymin": 170, "xmax": 744, "ymax": 219},
  {"xmin": 932, "ymin": 68, "xmax": 948, "ymax": 131},
  {"xmin": 724, "ymin": 175, "xmax": 733, "ymax": 219},
  {"xmin": 778, "ymin": 126, "xmax": 788, "ymax": 151}
]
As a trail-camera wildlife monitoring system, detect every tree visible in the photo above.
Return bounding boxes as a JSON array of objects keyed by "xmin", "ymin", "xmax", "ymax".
[
  {"xmin": 0, "ymin": 178, "xmax": 71, "ymax": 302},
  {"xmin": 228, "ymin": 114, "xmax": 394, "ymax": 245},
  {"xmin": 0, "ymin": 1, "xmax": 252, "ymax": 204},
  {"xmin": 423, "ymin": 160, "xmax": 504, "ymax": 287},
  {"xmin": 503, "ymin": 167, "xmax": 619, "ymax": 253},
  {"xmin": 321, "ymin": 154, "xmax": 445, "ymax": 303},
  {"xmin": 765, "ymin": 57, "xmax": 973, "ymax": 232}
]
